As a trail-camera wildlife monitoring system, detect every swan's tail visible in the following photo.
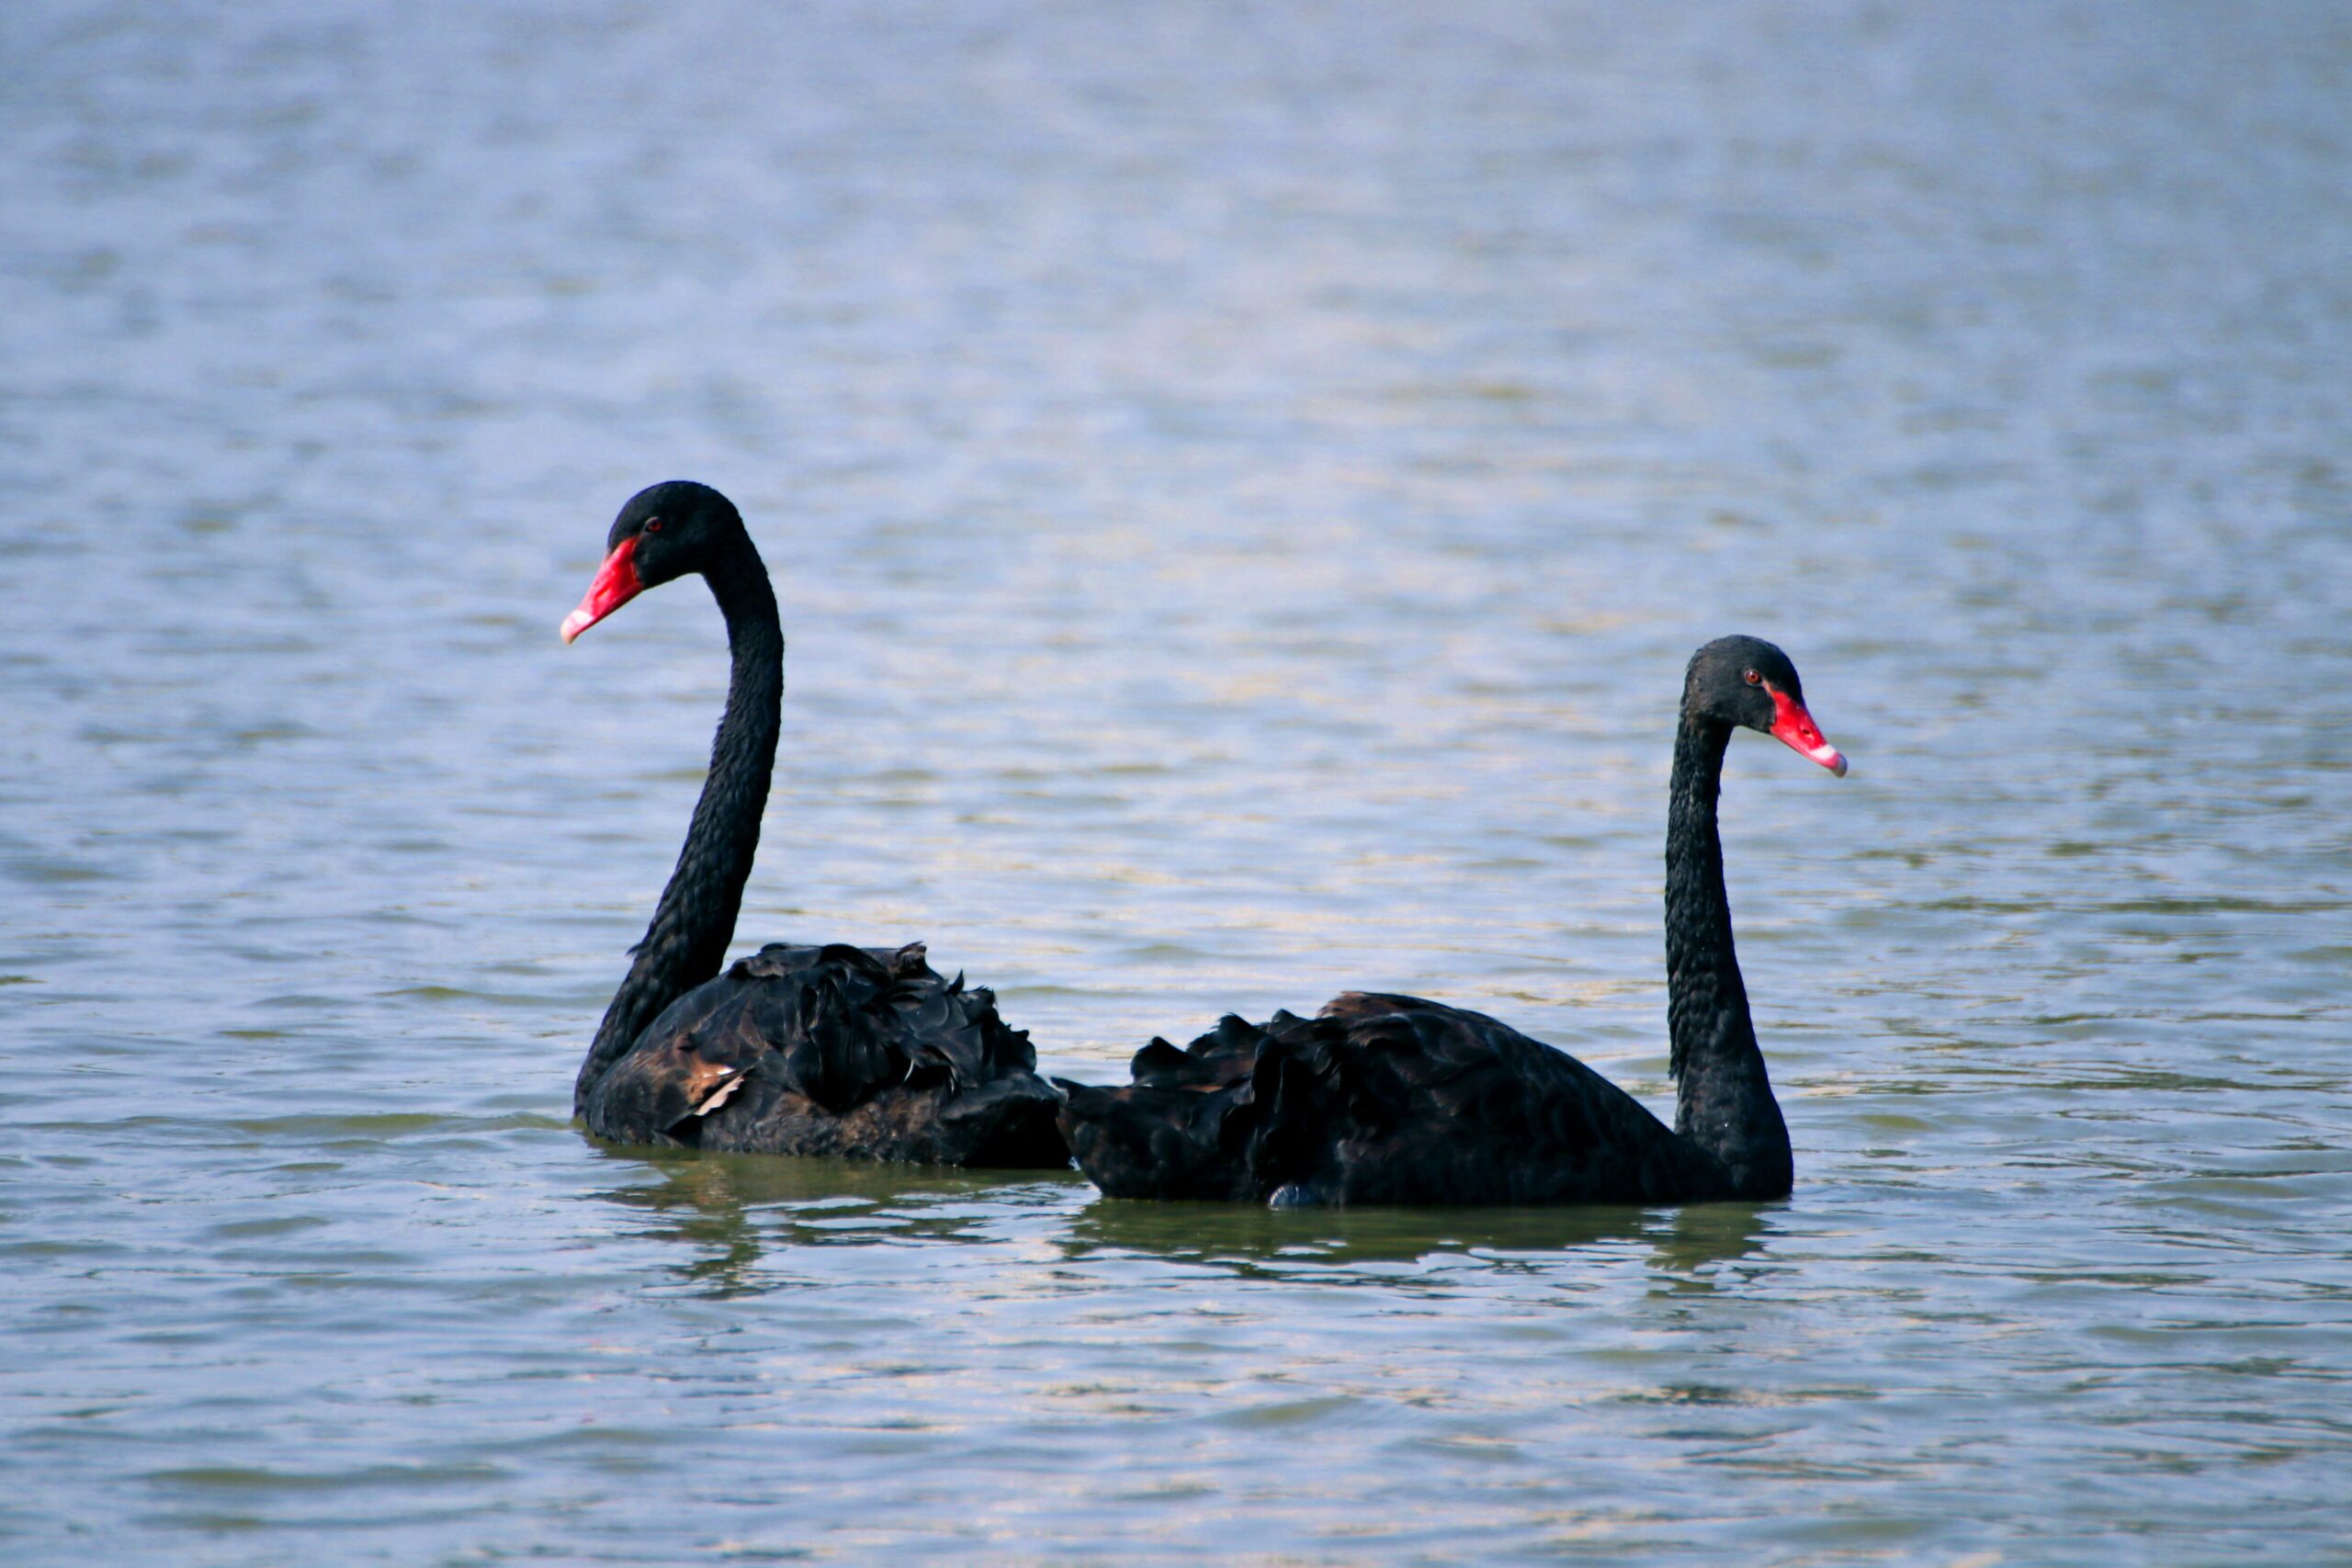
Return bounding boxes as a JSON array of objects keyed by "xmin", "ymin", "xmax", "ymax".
[
  {"xmin": 939, "ymin": 1072, "xmax": 1072, "ymax": 1168},
  {"xmin": 1055, "ymin": 1014, "xmax": 1294, "ymax": 1200},
  {"xmin": 1055, "ymin": 1077, "xmax": 1253, "ymax": 1199}
]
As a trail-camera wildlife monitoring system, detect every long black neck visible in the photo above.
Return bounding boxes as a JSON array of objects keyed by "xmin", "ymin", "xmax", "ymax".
[
  {"xmin": 1664, "ymin": 715, "xmax": 1792, "ymax": 1198},
  {"xmin": 574, "ymin": 542, "xmax": 783, "ymax": 1115}
]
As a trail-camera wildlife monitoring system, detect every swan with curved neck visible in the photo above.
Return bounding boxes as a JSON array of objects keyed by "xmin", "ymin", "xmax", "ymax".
[
  {"xmin": 1057, "ymin": 635, "xmax": 1846, "ymax": 1205},
  {"xmin": 560, "ymin": 480, "xmax": 1069, "ymax": 1168}
]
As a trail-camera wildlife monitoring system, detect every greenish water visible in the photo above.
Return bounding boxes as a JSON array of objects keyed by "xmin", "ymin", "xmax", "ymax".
[{"xmin": 6, "ymin": 2, "xmax": 2350, "ymax": 1562}]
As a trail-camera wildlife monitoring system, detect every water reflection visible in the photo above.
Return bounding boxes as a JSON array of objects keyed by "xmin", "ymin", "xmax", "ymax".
[
  {"xmin": 589, "ymin": 1142, "xmax": 1778, "ymax": 1297},
  {"xmin": 588, "ymin": 1145, "xmax": 1084, "ymax": 1294},
  {"xmin": 1645, "ymin": 1202, "xmax": 1781, "ymax": 1293},
  {"xmin": 1063, "ymin": 1193, "xmax": 1777, "ymax": 1285}
]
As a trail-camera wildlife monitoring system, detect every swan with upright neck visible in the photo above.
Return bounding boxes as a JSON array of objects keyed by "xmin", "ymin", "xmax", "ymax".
[
  {"xmin": 560, "ymin": 480, "xmax": 1069, "ymax": 1168},
  {"xmin": 1056, "ymin": 635, "xmax": 1846, "ymax": 1205}
]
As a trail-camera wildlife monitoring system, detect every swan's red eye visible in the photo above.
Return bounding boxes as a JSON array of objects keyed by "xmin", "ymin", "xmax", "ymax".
[
  {"xmin": 1743, "ymin": 669, "xmax": 1761, "ymax": 685},
  {"xmin": 644, "ymin": 517, "xmax": 664, "ymax": 533}
]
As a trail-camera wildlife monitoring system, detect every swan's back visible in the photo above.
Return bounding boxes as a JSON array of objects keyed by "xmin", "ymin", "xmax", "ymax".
[
  {"xmin": 1058, "ymin": 993, "xmax": 1724, "ymax": 1205},
  {"xmin": 584, "ymin": 942, "xmax": 1069, "ymax": 1168}
]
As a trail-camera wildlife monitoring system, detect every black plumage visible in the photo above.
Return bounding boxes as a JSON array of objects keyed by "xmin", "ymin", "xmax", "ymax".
[
  {"xmin": 562, "ymin": 481, "xmax": 1069, "ymax": 1168},
  {"xmin": 1057, "ymin": 635, "xmax": 1847, "ymax": 1207},
  {"xmin": 587, "ymin": 942, "xmax": 1065, "ymax": 1166}
]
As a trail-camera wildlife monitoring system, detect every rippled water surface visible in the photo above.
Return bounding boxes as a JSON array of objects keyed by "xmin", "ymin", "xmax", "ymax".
[{"xmin": 8, "ymin": 3, "xmax": 2352, "ymax": 1562}]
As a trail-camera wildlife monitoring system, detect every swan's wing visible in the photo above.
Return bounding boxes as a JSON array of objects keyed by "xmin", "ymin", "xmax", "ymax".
[
  {"xmin": 1270, "ymin": 993, "xmax": 1704, "ymax": 1203},
  {"xmin": 1062, "ymin": 994, "xmax": 1544, "ymax": 1200},
  {"xmin": 1061, "ymin": 993, "xmax": 1713, "ymax": 1205},
  {"xmin": 874, "ymin": 942, "xmax": 1039, "ymax": 1089},
  {"xmin": 701, "ymin": 943, "xmax": 904, "ymax": 1111},
  {"xmin": 583, "ymin": 941, "xmax": 1044, "ymax": 1145}
]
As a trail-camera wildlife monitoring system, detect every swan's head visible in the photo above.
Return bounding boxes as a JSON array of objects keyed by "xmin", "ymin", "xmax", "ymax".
[
  {"xmin": 560, "ymin": 480, "xmax": 746, "ymax": 643},
  {"xmin": 1684, "ymin": 635, "xmax": 1847, "ymax": 776}
]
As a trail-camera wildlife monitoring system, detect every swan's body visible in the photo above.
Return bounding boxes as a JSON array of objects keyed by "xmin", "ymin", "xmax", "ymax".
[
  {"xmin": 585, "ymin": 940, "xmax": 1068, "ymax": 1166},
  {"xmin": 1057, "ymin": 636, "xmax": 1846, "ymax": 1207},
  {"xmin": 1057, "ymin": 995, "xmax": 1731, "ymax": 1204},
  {"xmin": 562, "ymin": 480, "xmax": 1067, "ymax": 1167}
]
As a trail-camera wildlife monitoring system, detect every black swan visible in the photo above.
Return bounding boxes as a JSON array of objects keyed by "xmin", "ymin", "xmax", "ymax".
[
  {"xmin": 1056, "ymin": 635, "xmax": 1847, "ymax": 1206},
  {"xmin": 560, "ymin": 480, "xmax": 1068, "ymax": 1167}
]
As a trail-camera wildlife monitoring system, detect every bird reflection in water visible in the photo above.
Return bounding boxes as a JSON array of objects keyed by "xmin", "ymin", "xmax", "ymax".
[
  {"xmin": 588, "ymin": 1145, "xmax": 1085, "ymax": 1297},
  {"xmin": 1062, "ymin": 1194, "xmax": 1777, "ymax": 1288},
  {"xmin": 1643, "ymin": 1201, "xmax": 1778, "ymax": 1293},
  {"xmin": 589, "ymin": 1144, "xmax": 1776, "ymax": 1299}
]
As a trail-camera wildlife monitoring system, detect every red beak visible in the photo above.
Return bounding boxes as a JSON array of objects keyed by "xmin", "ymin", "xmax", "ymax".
[
  {"xmin": 1765, "ymin": 683, "xmax": 1848, "ymax": 776},
  {"xmin": 560, "ymin": 536, "xmax": 642, "ymax": 644}
]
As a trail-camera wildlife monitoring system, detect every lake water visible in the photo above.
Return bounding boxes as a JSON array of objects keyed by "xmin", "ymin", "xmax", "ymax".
[{"xmin": 6, "ymin": 2, "xmax": 2351, "ymax": 1562}]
